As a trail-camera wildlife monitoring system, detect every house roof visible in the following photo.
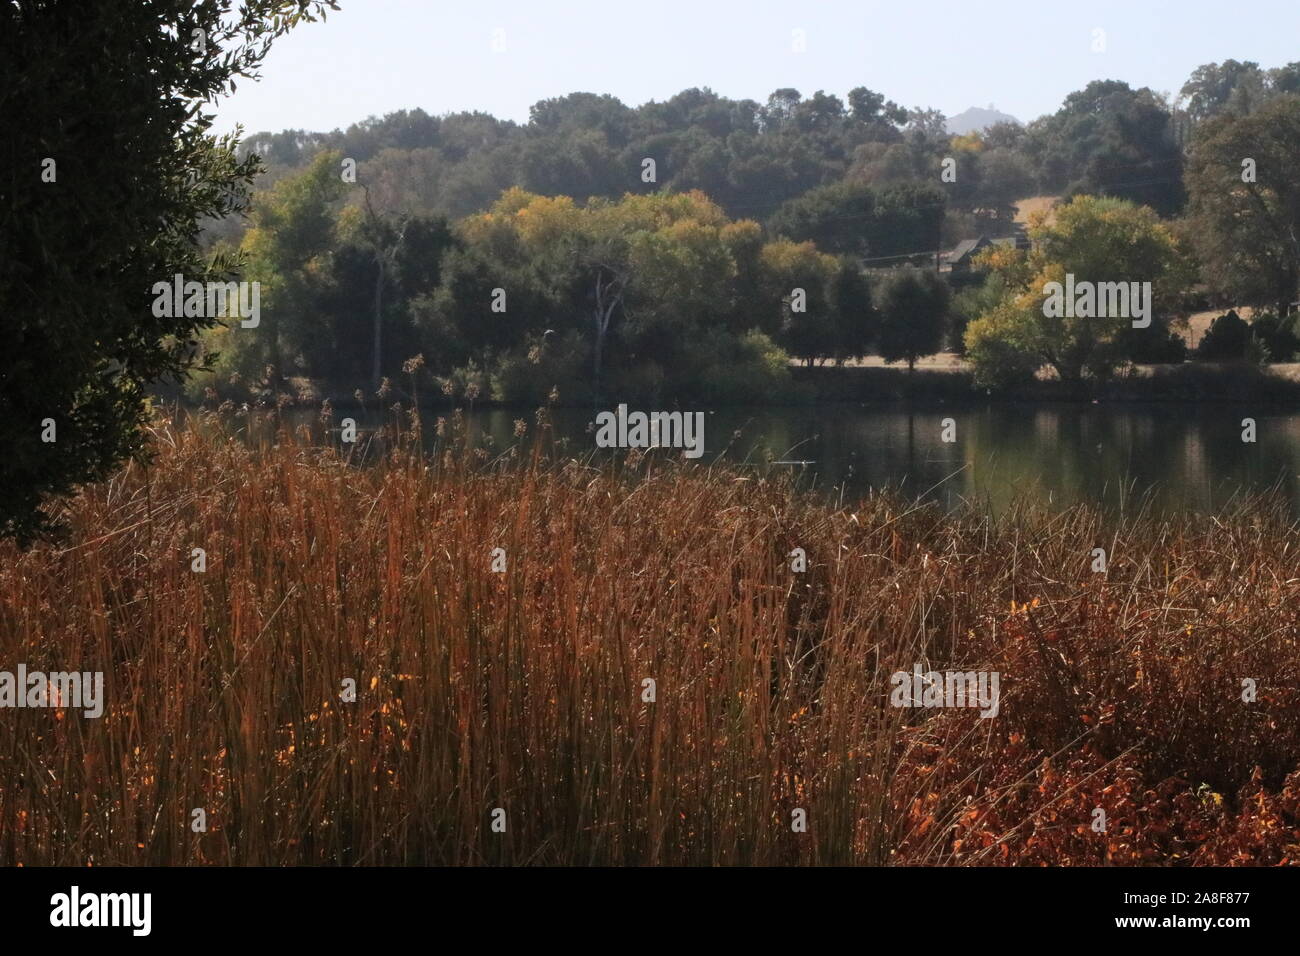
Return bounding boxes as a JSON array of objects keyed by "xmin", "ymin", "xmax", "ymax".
[
  {"xmin": 945, "ymin": 235, "xmax": 1022, "ymax": 264},
  {"xmin": 946, "ymin": 238, "xmax": 983, "ymax": 262}
]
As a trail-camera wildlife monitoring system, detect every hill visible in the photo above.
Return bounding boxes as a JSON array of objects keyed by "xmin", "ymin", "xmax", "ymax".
[{"xmin": 946, "ymin": 104, "xmax": 1021, "ymax": 135}]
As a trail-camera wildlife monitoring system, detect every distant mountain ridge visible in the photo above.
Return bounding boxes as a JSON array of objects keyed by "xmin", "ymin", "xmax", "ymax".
[{"xmin": 945, "ymin": 105, "xmax": 1021, "ymax": 135}]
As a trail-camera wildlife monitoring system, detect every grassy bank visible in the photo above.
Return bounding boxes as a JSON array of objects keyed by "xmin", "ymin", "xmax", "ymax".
[
  {"xmin": 1, "ymin": 411, "xmax": 1299, "ymax": 865},
  {"xmin": 156, "ymin": 356, "xmax": 1300, "ymax": 413}
]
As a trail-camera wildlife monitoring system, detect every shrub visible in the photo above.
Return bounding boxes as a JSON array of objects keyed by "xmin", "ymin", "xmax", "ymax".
[
  {"xmin": 1196, "ymin": 310, "xmax": 1251, "ymax": 360},
  {"xmin": 492, "ymin": 333, "xmax": 593, "ymax": 406},
  {"xmin": 963, "ymin": 301, "xmax": 1041, "ymax": 390},
  {"xmin": 1248, "ymin": 311, "xmax": 1300, "ymax": 362},
  {"xmin": 1113, "ymin": 320, "xmax": 1188, "ymax": 364},
  {"xmin": 672, "ymin": 329, "xmax": 795, "ymax": 405},
  {"xmin": 183, "ymin": 324, "xmax": 278, "ymax": 403},
  {"xmin": 949, "ymin": 272, "xmax": 1010, "ymax": 356}
]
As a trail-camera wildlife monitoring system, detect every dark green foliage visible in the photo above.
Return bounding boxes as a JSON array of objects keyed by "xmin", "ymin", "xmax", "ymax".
[
  {"xmin": 1248, "ymin": 312, "xmax": 1300, "ymax": 362},
  {"xmin": 1197, "ymin": 310, "xmax": 1252, "ymax": 360},
  {"xmin": 0, "ymin": 0, "xmax": 335, "ymax": 543},
  {"xmin": 312, "ymin": 214, "xmax": 456, "ymax": 384},
  {"xmin": 778, "ymin": 296, "xmax": 837, "ymax": 366},
  {"xmin": 768, "ymin": 182, "xmax": 945, "ymax": 259},
  {"xmin": 828, "ymin": 260, "xmax": 878, "ymax": 360},
  {"xmin": 1180, "ymin": 60, "xmax": 1273, "ymax": 124},
  {"xmin": 1113, "ymin": 321, "xmax": 1188, "ymax": 365},
  {"xmin": 236, "ymin": 85, "xmax": 917, "ymax": 229},
  {"xmin": 949, "ymin": 273, "xmax": 1009, "ymax": 355},
  {"xmin": 874, "ymin": 267, "xmax": 951, "ymax": 370},
  {"xmin": 1022, "ymin": 80, "xmax": 1185, "ymax": 215},
  {"xmin": 1185, "ymin": 96, "xmax": 1300, "ymax": 320}
]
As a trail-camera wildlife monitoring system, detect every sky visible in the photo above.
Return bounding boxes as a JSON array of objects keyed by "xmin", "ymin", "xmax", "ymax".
[{"xmin": 215, "ymin": 0, "xmax": 1300, "ymax": 136}]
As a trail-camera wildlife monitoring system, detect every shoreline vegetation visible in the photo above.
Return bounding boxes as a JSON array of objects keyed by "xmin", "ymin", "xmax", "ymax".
[
  {"xmin": 178, "ymin": 86, "xmax": 1300, "ymax": 423},
  {"xmin": 792, "ymin": 360, "xmax": 1300, "ymax": 405},
  {"xmin": 2, "ymin": 413, "xmax": 1298, "ymax": 865},
  {"xmin": 160, "ymin": 358, "xmax": 1300, "ymax": 410}
]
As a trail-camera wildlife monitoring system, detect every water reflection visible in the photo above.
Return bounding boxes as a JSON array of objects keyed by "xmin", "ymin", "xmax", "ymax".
[{"xmin": 252, "ymin": 403, "xmax": 1300, "ymax": 518}]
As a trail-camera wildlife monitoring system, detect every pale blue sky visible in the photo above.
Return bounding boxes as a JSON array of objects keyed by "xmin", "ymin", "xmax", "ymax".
[{"xmin": 215, "ymin": 0, "xmax": 1300, "ymax": 136}]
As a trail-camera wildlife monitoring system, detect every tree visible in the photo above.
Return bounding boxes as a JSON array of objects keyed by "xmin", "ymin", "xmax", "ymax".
[
  {"xmin": 975, "ymin": 148, "xmax": 1036, "ymax": 223},
  {"xmin": 520, "ymin": 129, "xmax": 623, "ymax": 200},
  {"xmin": 1247, "ymin": 311, "xmax": 1300, "ymax": 362},
  {"xmin": 236, "ymin": 184, "xmax": 454, "ymax": 391},
  {"xmin": 904, "ymin": 108, "xmax": 949, "ymax": 145},
  {"xmin": 1185, "ymin": 95, "xmax": 1300, "ymax": 319},
  {"xmin": 963, "ymin": 195, "xmax": 1187, "ymax": 386},
  {"xmin": 576, "ymin": 215, "xmax": 632, "ymax": 395},
  {"xmin": 451, "ymin": 188, "xmax": 775, "ymax": 397},
  {"xmin": 356, "ymin": 186, "xmax": 412, "ymax": 390},
  {"xmin": 950, "ymin": 271, "xmax": 1010, "ymax": 355},
  {"xmin": 760, "ymin": 240, "xmax": 838, "ymax": 365},
  {"xmin": 1, "ymin": 0, "xmax": 335, "ymax": 543},
  {"xmin": 1022, "ymin": 81, "xmax": 1185, "ymax": 215},
  {"xmin": 1272, "ymin": 63, "xmax": 1300, "ymax": 96},
  {"xmin": 828, "ymin": 260, "xmax": 877, "ymax": 361},
  {"xmin": 762, "ymin": 89, "xmax": 803, "ymax": 130},
  {"xmin": 411, "ymin": 247, "xmax": 516, "ymax": 373},
  {"xmin": 357, "ymin": 147, "xmax": 448, "ymax": 220},
  {"xmin": 528, "ymin": 93, "xmax": 635, "ymax": 147},
  {"xmin": 226, "ymin": 82, "xmax": 959, "ymax": 229},
  {"xmin": 238, "ymin": 150, "xmax": 347, "ymax": 385},
  {"xmin": 793, "ymin": 91, "xmax": 847, "ymax": 133},
  {"xmin": 962, "ymin": 299, "xmax": 1042, "ymax": 389},
  {"xmin": 874, "ymin": 267, "xmax": 950, "ymax": 370},
  {"xmin": 846, "ymin": 87, "xmax": 908, "ymax": 136},
  {"xmin": 1180, "ymin": 60, "xmax": 1269, "ymax": 123},
  {"xmin": 1196, "ymin": 310, "xmax": 1252, "ymax": 360},
  {"xmin": 981, "ymin": 122, "xmax": 1026, "ymax": 150},
  {"xmin": 768, "ymin": 181, "xmax": 945, "ymax": 259}
]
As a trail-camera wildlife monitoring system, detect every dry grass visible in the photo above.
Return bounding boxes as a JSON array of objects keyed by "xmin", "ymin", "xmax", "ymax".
[
  {"xmin": 1013, "ymin": 195, "xmax": 1060, "ymax": 227},
  {"xmin": 2, "ymin": 409, "xmax": 1299, "ymax": 865},
  {"xmin": 1182, "ymin": 307, "xmax": 1257, "ymax": 350}
]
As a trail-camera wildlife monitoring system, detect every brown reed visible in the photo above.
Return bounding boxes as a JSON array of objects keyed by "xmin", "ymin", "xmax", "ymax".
[{"xmin": 1, "ymin": 408, "xmax": 1298, "ymax": 865}]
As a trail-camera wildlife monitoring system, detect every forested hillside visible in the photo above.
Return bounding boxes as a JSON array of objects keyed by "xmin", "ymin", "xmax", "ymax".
[{"xmin": 189, "ymin": 61, "xmax": 1300, "ymax": 406}]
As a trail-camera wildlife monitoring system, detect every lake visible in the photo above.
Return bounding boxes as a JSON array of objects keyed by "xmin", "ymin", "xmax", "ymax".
[{"xmin": 271, "ymin": 402, "xmax": 1300, "ymax": 518}]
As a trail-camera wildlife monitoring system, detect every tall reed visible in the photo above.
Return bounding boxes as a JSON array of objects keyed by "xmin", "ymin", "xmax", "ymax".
[{"xmin": 1, "ymin": 409, "xmax": 1297, "ymax": 865}]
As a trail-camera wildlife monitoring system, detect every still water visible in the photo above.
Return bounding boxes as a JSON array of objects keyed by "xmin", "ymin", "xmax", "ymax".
[{"xmin": 275, "ymin": 402, "xmax": 1300, "ymax": 518}]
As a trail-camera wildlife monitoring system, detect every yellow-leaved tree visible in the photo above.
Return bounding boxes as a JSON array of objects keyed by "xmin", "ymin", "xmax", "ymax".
[{"xmin": 964, "ymin": 195, "xmax": 1190, "ymax": 388}]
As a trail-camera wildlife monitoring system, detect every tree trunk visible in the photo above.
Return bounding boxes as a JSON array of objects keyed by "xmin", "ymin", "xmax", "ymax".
[{"xmin": 593, "ymin": 309, "xmax": 604, "ymax": 401}]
